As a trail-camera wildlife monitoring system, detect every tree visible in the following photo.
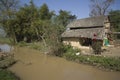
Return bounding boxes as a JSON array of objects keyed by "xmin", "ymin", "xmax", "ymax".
[
  {"xmin": 0, "ymin": 0, "xmax": 39, "ymax": 43},
  {"xmin": 109, "ymin": 10, "xmax": 120, "ymax": 32},
  {"xmin": 57, "ymin": 10, "xmax": 76, "ymax": 27},
  {"xmin": 39, "ymin": 3, "xmax": 54, "ymax": 20},
  {"xmin": 109, "ymin": 10, "xmax": 120, "ymax": 38},
  {"xmin": 13, "ymin": 0, "xmax": 39, "ymax": 42},
  {"xmin": 52, "ymin": 10, "xmax": 76, "ymax": 35},
  {"xmin": 40, "ymin": 21, "xmax": 62, "ymax": 54},
  {"xmin": 0, "ymin": 0, "xmax": 19, "ymax": 20},
  {"xmin": 0, "ymin": 0, "xmax": 19, "ymax": 44},
  {"xmin": 89, "ymin": 0, "xmax": 114, "ymax": 16}
]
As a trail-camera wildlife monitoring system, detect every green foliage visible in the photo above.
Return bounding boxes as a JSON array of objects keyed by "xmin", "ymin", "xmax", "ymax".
[
  {"xmin": 0, "ymin": 0, "xmax": 20, "ymax": 44},
  {"xmin": 0, "ymin": 69, "xmax": 19, "ymax": 80},
  {"xmin": 0, "ymin": 55, "xmax": 15, "ymax": 69},
  {"xmin": 109, "ymin": 10, "xmax": 120, "ymax": 39},
  {"xmin": 64, "ymin": 52, "xmax": 120, "ymax": 71},
  {"xmin": 0, "ymin": 37, "xmax": 11, "ymax": 44},
  {"xmin": 0, "ymin": 0, "xmax": 77, "ymax": 44},
  {"xmin": 62, "ymin": 45, "xmax": 81, "ymax": 58},
  {"xmin": 0, "ymin": 0, "xmax": 77, "ymax": 56},
  {"xmin": 39, "ymin": 3, "xmax": 54, "ymax": 20},
  {"xmin": 92, "ymin": 41, "xmax": 102, "ymax": 54},
  {"xmin": 17, "ymin": 41, "xmax": 29, "ymax": 47},
  {"xmin": 56, "ymin": 10, "xmax": 76, "ymax": 27},
  {"xmin": 109, "ymin": 10, "xmax": 120, "ymax": 32}
]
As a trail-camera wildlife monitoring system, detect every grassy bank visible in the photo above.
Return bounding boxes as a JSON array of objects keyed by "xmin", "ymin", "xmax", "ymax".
[
  {"xmin": 0, "ymin": 55, "xmax": 16, "ymax": 69},
  {"xmin": 0, "ymin": 69, "xmax": 20, "ymax": 80},
  {"xmin": 64, "ymin": 54, "xmax": 120, "ymax": 71},
  {"xmin": 0, "ymin": 37, "xmax": 11, "ymax": 44},
  {"xmin": 0, "ymin": 55, "xmax": 19, "ymax": 80},
  {"xmin": 62, "ymin": 45, "xmax": 120, "ymax": 71}
]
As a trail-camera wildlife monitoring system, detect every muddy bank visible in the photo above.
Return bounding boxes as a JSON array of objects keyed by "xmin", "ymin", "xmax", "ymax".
[{"xmin": 9, "ymin": 47, "xmax": 120, "ymax": 80}]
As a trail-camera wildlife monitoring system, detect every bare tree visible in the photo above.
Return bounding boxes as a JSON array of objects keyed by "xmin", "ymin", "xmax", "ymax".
[
  {"xmin": 89, "ymin": 0, "xmax": 114, "ymax": 17},
  {"xmin": 0, "ymin": 0, "xmax": 19, "ymax": 20}
]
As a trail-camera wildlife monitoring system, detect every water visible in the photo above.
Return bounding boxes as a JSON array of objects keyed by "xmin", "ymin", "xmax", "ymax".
[
  {"xmin": 0, "ymin": 44, "xmax": 12, "ymax": 53},
  {"xmin": 9, "ymin": 47, "xmax": 120, "ymax": 80}
]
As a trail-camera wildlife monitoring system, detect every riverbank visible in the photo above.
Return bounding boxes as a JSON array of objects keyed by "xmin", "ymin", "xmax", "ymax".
[
  {"xmin": 64, "ymin": 53, "xmax": 120, "ymax": 71},
  {"xmin": 0, "ymin": 54, "xmax": 19, "ymax": 80},
  {"xmin": 0, "ymin": 43, "xmax": 19, "ymax": 80},
  {"xmin": 61, "ymin": 45, "xmax": 120, "ymax": 71},
  {"xmin": 0, "ymin": 69, "xmax": 20, "ymax": 80},
  {"xmin": 16, "ymin": 42, "xmax": 120, "ymax": 71}
]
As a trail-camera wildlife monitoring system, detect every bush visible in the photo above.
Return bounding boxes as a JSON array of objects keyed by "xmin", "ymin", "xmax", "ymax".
[
  {"xmin": 0, "ymin": 55, "xmax": 16, "ymax": 69},
  {"xmin": 0, "ymin": 37, "xmax": 11, "ymax": 44},
  {"xmin": 62, "ymin": 45, "xmax": 81, "ymax": 58},
  {"xmin": 0, "ymin": 69, "xmax": 20, "ymax": 80},
  {"xmin": 92, "ymin": 41, "xmax": 102, "ymax": 54},
  {"xmin": 17, "ymin": 41, "xmax": 29, "ymax": 47}
]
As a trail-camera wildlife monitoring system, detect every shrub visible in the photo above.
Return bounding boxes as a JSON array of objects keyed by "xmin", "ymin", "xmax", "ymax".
[
  {"xmin": 0, "ymin": 69, "xmax": 20, "ymax": 80},
  {"xmin": 92, "ymin": 40, "xmax": 102, "ymax": 54},
  {"xmin": 62, "ymin": 45, "xmax": 81, "ymax": 59},
  {"xmin": 17, "ymin": 41, "xmax": 29, "ymax": 47},
  {"xmin": 0, "ymin": 55, "xmax": 16, "ymax": 69}
]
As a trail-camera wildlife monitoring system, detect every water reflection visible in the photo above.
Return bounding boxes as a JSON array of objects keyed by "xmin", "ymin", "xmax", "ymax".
[{"xmin": 0, "ymin": 44, "xmax": 12, "ymax": 53}]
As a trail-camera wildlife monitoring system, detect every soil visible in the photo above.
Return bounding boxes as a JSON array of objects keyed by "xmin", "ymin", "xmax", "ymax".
[
  {"xmin": 101, "ymin": 46, "xmax": 120, "ymax": 57},
  {"xmin": 80, "ymin": 45, "xmax": 120, "ymax": 57}
]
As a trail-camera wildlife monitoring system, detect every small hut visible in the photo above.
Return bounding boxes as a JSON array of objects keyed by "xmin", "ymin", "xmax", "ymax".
[{"xmin": 61, "ymin": 16, "xmax": 111, "ymax": 49}]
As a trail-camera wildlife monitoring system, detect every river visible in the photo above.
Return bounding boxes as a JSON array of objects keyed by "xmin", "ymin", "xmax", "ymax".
[{"xmin": 8, "ymin": 47, "xmax": 120, "ymax": 80}]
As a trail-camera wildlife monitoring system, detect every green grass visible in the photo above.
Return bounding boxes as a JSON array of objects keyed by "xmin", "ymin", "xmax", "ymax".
[
  {"xmin": 64, "ymin": 53, "xmax": 120, "ymax": 71},
  {"xmin": 17, "ymin": 41, "xmax": 30, "ymax": 47},
  {"xmin": 0, "ymin": 56, "xmax": 16, "ymax": 69},
  {"xmin": 0, "ymin": 69, "xmax": 19, "ymax": 80},
  {"xmin": 17, "ymin": 41, "xmax": 47, "ymax": 52},
  {"xmin": 0, "ymin": 37, "xmax": 11, "ymax": 44},
  {"xmin": 62, "ymin": 45, "xmax": 120, "ymax": 71}
]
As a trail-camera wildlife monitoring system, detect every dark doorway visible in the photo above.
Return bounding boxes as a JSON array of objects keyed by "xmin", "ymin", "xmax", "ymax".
[{"xmin": 79, "ymin": 38, "xmax": 92, "ymax": 46}]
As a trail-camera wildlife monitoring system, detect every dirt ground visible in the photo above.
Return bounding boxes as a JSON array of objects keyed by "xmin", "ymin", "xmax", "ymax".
[
  {"xmin": 101, "ymin": 46, "xmax": 120, "ymax": 57},
  {"xmin": 80, "ymin": 45, "xmax": 120, "ymax": 57}
]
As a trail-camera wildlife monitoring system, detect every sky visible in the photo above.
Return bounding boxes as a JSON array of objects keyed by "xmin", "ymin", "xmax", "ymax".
[{"xmin": 20, "ymin": 0, "xmax": 120, "ymax": 19}]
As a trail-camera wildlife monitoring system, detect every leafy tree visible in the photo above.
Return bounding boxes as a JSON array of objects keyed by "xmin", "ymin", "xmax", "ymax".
[
  {"xmin": 0, "ymin": 0, "xmax": 19, "ymax": 44},
  {"xmin": 89, "ymin": 0, "xmax": 114, "ymax": 16},
  {"xmin": 109, "ymin": 10, "xmax": 120, "ymax": 38},
  {"xmin": 109, "ymin": 10, "xmax": 120, "ymax": 32},
  {"xmin": 39, "ymin": 3, "xmax": 54, "ymax": 20},
  {"xmin": 57, "ymin": 10, "xmax": 76, "ymax": 27},
  {"xmin": 51, "ymin": 10, "xmax": 76, "ymax": 35},
  {"xmin": 0, "ymin": 1, "xmax": 77, "ymax": 55},
  {"xmin": 1, "ymin": 0, "xmax": 39, "ymax": 43},
  {"xmin": 0, "ymin": 0, "xmax": 19, "ymax": 19},
  {"xmin": 14, "ymin": 0, "xmax": 39, "ymax": 42}
]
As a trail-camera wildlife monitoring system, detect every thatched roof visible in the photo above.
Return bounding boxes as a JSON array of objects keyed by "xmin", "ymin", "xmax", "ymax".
[
  {"xmin": 62, "ymin": 28, "xmax": 105, "ymax": 40},
  {"xmin": 67, "ymin": 16, "xmax": 107, "ymax": 28}
]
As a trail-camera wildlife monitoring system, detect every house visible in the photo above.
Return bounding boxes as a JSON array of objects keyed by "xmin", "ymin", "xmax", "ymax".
[{"xmin": 61, "ymin": 16, "xmax": 111, "ymax": 49}]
